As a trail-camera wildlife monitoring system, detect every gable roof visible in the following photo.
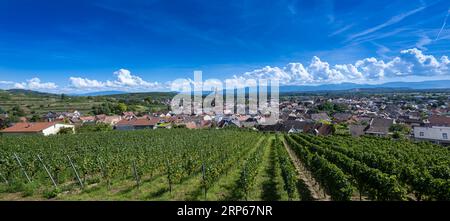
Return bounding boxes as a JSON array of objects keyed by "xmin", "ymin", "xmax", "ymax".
[
  {"xmin": 366, "ymin": 118, "xmax": 394, "ymax": 134},
  {"xmin": 311, "ymin": 113, "xmax": 330, "ymax": 121},
  {"xmin": 333, "ymin": 113, "xmax": 352, "ymax": 122},
  {"xmin": 116, "ymin": 117, "xmax": 159, "ymax": 126},
  {"xmin": 428, "ymin": 115, "xmax": 450, "ymax": 126},
  {"xmin": 1, "ymin": 122, "xmax": 56, "ymax": 133},
  {"xmin": 349, "ymin": 125, "xmax": 368, "ymax": 137}
]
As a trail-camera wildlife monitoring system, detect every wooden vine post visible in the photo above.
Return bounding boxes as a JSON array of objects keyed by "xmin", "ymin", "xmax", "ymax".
[
  {"xmin": 202, "ymin": 163, "xmax": 206, "ymax": 200},
  {"xmin": 132, "ymin": 160, "xmax": 140, "ymax": 189}
]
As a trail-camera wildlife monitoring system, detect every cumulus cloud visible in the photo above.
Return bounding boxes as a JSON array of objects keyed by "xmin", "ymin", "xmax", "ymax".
[
  {"xmin": 69, "ymin": 77, "xmax": 106, "ymax": 88},
  {"xmin": 235, "ymin": 48, "xmax": 450, "ymax": 85},
  {"xmin": 0, "ymin": 81, "xmax": 14, "ymax": 84},
  {"xmin": 69, "ymin": 69, "xmax": 162, "ymax": 91},
  {"xmin": 13, "ymin": 78, "xmax": 58, "ymax": 90},
  {"xmin": 57, "ymin": 48, "xmax": 450, "ymax": 92}
]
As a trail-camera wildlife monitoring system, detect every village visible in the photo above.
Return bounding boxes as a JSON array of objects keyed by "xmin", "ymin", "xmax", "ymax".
[{"xmin": 1, "ymin": 91, "xmax": 450, "ymax": 146}]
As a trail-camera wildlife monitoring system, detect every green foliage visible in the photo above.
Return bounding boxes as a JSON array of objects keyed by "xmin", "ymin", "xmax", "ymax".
[
  {"xmin": 293, "ymin": 134, "xmax": 407, "ymax": 200},
  {"xmin": 315, "ymin": 101, "xmax": 348, "ymax": 114},
  {"xmin": 117, "ymin": 103, "xmax": 127, "ymax": 112},
  {"xmin": 58, "ymin": 127, "xmax": 74, "ymax": 135},
  {"xmin": 274, "ymin": 137, "xmax": 298, "ymax": 200},
  {"xmin": 285, "ymin": 135, "xmax": 353, "ymax": 200},
  {"xmin": 76, "ymin": 123, "xmax": 113, "ymax": 133},
  {"xmin": 304, "ymin": 134, "xmax": 450, "ymax": 200},
  {"xmin": 29, "ymin": 114, "xmax": 41, "ymax": 122},
  {"xmin": 10, "ymin": 105, "xmax": 26, "ymax": 117},
  {"xmin": 236, "ymin": 138, "xmax": 266, "ymax": 200},
  {"xmin": 91, "ymin": 102, "xmax": 131, "ymax": 115},
  {"xmin": 389, "ymin": 124, "xmax": 411, "ymax": 133},
  {"xmin": 43, "ymin": 187, "xmax": 61, "ymax": 199},
  {"xmin": 0, "ymin": 129, "xmax": 262, "ymax": 199}
]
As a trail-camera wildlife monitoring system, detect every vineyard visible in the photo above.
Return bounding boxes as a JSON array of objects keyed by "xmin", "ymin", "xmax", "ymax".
[
  {"xmin": 0, "ymin": 129, "xmax": 448, "ymax": 201},
  {"xmin": 285, "ymin": 133, "xmax": 450, "ymax": 201}
]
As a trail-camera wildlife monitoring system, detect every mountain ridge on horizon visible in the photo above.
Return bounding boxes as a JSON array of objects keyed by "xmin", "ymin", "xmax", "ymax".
[
  {"xmin": 3, "ymin": 80, "xmax": 450, "ymax": 96},
  {"xmin": 77, "ymin": 79, "xmax": 450, "ymax": 95}
]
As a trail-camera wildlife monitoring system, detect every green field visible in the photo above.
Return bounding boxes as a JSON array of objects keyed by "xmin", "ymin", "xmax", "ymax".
[
  {"xmin": 0, "ymin": 89, "xmax": 173, "ymax": 117},
  {"xmin": 0, "ymin": 129, "xmax": 448, "ymax": 201}
]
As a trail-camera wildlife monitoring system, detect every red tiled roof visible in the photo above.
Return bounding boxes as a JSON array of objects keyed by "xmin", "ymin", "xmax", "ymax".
[
  {"xmin": 186, "ymin": 122, "xmax": 197, "ymax": 129},
  {"xmin": 429, "ymin": 115, "xmax": 450, "ymax": 126},
  {"xmin": 80, "ymin": 116, "xmax": 95, "ymax": 121},
  {"xmin": 116, "ymin": 117, "xmax": 160, "ymax": 126},
  {"xmin": 1, "ymin": 122, "xmax": 56, "ymax": 133}
]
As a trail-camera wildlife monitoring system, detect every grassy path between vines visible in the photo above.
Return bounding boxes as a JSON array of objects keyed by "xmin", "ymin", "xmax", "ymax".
[
  {"xmin": 281, "ymin": 136, "xmax": 330, "ymax": 201},
  {"xmin": 202, "ymin": 137, "xmax": 266, "ymax": 201},
  {"xmin": 215, "ymin": 136, "xmax": 288, "ymax": 201},
  {"xmin": 248, "ymin": 136, "xmax": 289, "ymax": 201}
]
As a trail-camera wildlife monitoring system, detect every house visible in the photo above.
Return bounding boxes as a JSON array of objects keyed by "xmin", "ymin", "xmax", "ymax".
[
  {"xmin": 115, "ymin": 117, "xmax": 159, "ymax": 130},
  {"xmin": 333, "ymin": 113, "xmax": 352, "ymax": 123},
  {"xmin": 413, "ymin": 126, "xmax": 450, "ymax": 145},
  {"xmin": 283, "ymin": 120, "xmax": 314, "ymax": 133},
  {"xmin": 352, "ymin": 116, "xmax": 371, "ymax": 125},
  {"xmin": 122, "ymin": 111, "xmax": 136, "ymax": 120},
  {"xmin": 185, "ymin": 121, "xmax": 198, "ymax": 129},
  {"xmin": 311, "ymin": 113, "xmax": 331, "ymax": 122},
  {"xmin": 43, "ymin": 112, "xmax": 58, "ymax": 122},
  {"xmin": 200, "ymin": 120, "xmax": 212, "ymax": 128},
  {"xmin": 217, "ymin": 117, "xmax": 240, "ymax": 128},
  {"xmin": 365, "ymin": 118, "xmax": 394, "ymax": 137},
  {"xmin": 79, "ymin": 116, "xmax": 96, "ymax": 124},
  {"xmin": 240, "ymin": 117, "xmax": 258, "ymax": 128},
  {"xmin": 256, "ymin": 123, "xmax": 285, "ymax": 132},
  {"xmin": 96, "ymin": 115, "xmax": 122, "ymax": 125},
  {"xmin": 428, "ymin": 115, "xmax": 450, "ymax": 127},
  {"xmin": 0, "ymin": 122, "xmax": 75, "ymax": 136},
  {"xmin": 349, "ymin": 125, "xmax": 368, "ymax": 137},
  {"xmin": 303, "ymin": 123, "xmax": 333, "ymax": 136}
]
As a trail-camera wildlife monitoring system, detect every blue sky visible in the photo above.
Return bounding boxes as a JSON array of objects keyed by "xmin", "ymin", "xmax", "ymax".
[{"xmin": 0, "ymin": 0, "xmax": 450, "ymax": 92}]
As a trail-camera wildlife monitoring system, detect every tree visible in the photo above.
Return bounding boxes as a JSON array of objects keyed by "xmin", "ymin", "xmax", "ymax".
[
  {"xmin": 30, "ymin": 114, "xmax": 41, "ymax": 122},
  {"xmin": 11, "ymin": 105, "xmax": 26, "ymax": 117},
  {"xmin": 76, "ymin": 123, "xmax": 113, "ymax": 133},
  {"xmin": 58, "ymin": 127, "xmax": 74, "ymax": 135},
  {"xmin": 144, "ymin": 97, "xmax": 152, "ymax": 104},
  {"xmin": 389, "ymin": 124, "xmax": 411, "ymax": 134},
  {"xmin": 116, "ymin": 103, "xmax": 128, "ymax": 113}
]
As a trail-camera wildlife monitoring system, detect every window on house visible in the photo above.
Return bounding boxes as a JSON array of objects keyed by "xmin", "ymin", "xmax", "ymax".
[
  {"xmin": 419, "ymin": 132, "xmax": 424, "ymax": 137},
  {"xmin": 443, "ymin": 133, "xmax": 448, "ymax": 139}
]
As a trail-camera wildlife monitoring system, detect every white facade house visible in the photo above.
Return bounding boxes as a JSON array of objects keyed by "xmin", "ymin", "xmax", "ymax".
[
  {"xmin": 0, "ymin": 122, "xmax": 75, "ymax": 136},
  {"xmin": 413, "ymin": 126, "xmax": 450, "ymax": 144},
  {"xmin": 42, "ymin": 124, "xmax": 75, "ymax": 136}
]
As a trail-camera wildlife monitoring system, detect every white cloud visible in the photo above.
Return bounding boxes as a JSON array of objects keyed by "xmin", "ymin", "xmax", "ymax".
[
  {"xmin": 234, "ymin": 48, "xmax": 450, "ymax": 84},
  {"xmin": 308, "ymin": 56, "xmax": 345, "ymax": 82},
  {"xmin": 69, "ymin": 77, "xmax": 106, "ymax": 88},
  {"xmin": 0, "ymin": 81, "xmax": 14, "ymax": 84},
  {"xmin": 13, "ymin": 78, "xmax": 58, "ymax": 90},
  {"xmin": 17, "ymin": 48, "xmax": 447, "ymax": 93},
  {"xmin": 348, "ymin": 6, "xmax": 426, "ymax": 41},
  {"xmin": 69, "ymin": 69, "xmax": 162, "ymax": 91}
]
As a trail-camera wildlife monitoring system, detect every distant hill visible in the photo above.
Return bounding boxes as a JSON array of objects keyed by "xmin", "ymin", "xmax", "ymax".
[
  {"xmin": 279, "ymin": 80, "xmax": 450, "ymax": 92},
  {"xmin": 2, "ymin": 79, "xmax": 450, "ymax": 98},
  {"xmin": 5, "ymin": 89, "xmax": 59, "ymax": 98},
  {"xmin": 73, "ymin": 91, "xmax": 127, "ymax": 96}
]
